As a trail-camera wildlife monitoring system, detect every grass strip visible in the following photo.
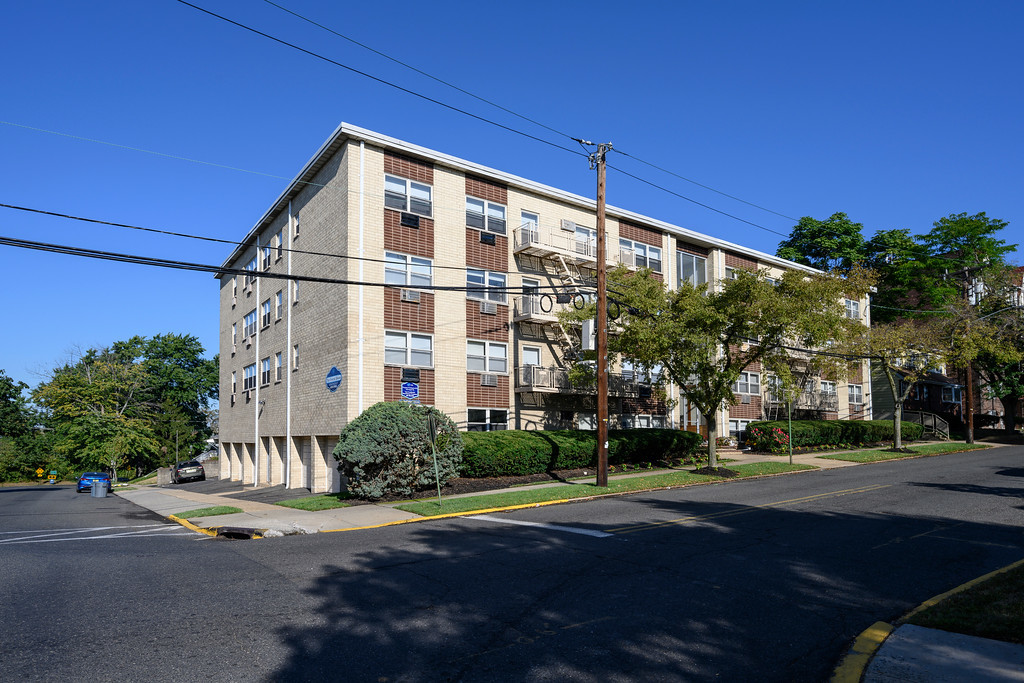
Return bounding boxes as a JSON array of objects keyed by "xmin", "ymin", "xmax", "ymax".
[
  {"xmin": 818, "ymin": 442, "xmax": 990, "ymax": 463},
  {"xmin": 172, "ymin": 506, "xmax": 243, "ymax": 518},
  {"xmin": 276, "ymin": 494, "xmax": 353, "ymax": 511},
  {"xmin": 905, "ymin": 561, "xmax": 1024, "ymax": 645},
  {"xmin": 396, "ymin": 462, "xmax": 815, "ymax": 517}
]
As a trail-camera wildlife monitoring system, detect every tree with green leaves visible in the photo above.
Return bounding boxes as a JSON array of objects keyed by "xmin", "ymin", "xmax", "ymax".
[
  {"xmin": 564, "ymin": 265, "xmax": 871, "ymax": 468},
  {"xmin": 776, "ymin": 212, "xmax": 866, "ymax": 272},
  {"xmin": 0, "ymin": 370, "xmax": 31, "ymax": 439}
]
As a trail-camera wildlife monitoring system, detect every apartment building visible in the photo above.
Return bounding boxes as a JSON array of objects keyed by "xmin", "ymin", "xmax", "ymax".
[{"xmin": 218, "ymin": 123, "xmax": 872, "ymax": 492}]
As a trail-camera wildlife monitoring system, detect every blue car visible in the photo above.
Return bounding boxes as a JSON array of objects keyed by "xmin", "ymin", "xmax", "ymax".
[{"xmin": 76, "ymin": 472, "xmax": 112, "ymax": 493}]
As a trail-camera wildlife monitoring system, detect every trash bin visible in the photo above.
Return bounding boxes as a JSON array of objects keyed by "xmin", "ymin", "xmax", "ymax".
[{"xmin": 91, "ymin": 480, "xmax": 109, "ymax": 498}]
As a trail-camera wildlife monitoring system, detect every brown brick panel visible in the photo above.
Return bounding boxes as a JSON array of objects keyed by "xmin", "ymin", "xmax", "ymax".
[
  {"xmin": 466, "ymin": 300, "xmax": 509, "ymax": 341},
  {"xmin": 621, "ymin": 397, "xmax": 668, "ymax": 415},
  {"xmin": 383, "ymin": 289, "xmax": 434, "ymax": 334},
  {"xmin": 849, "ymin": 363, "xmax": 864, "ymax": 383},
  {"xmin": 384, "ymin": 210, "xmax": 434, "ymax": 258},
  {"xmin": 725, "ymin": 251, "xmax": 758, "ymax": 270},
  {"xmin": 619, "ymin": 221, "xmax": 663, "ymax": 247},
  {"xmin": 384, "ymin": 367, "xmax": 435, "ymax": 405},
  {"xmin": 465, "ymin": 228, "xmax": 508, "ymax": 271},
  {"xmin": 729, "ymin": 397, "xmax": 762, "ymax": 420},
  {"xmin": 466, "ymin": 175, "xmax": 508, "ymax": 204},
  {"xmin": 466, "ymin": 374, "xmax": 510, "ymax": 408},
  {"xmin": 384, "ymin": 152, "xmax": 433, "ymax": 184},
  {"xmin": 676, "ymin": 241, "xmax": 709, "ymax": 257}
]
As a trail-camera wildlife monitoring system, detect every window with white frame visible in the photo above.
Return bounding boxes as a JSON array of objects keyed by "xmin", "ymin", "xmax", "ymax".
[
  {"xmin": 621, "ymin": 358, "xmax": 663, "ymax": 384},
  {"xmin": 729, "ymin": 419, "xmax": 752, "ymax": 439},
  {"xmin": 678, "ymin": 252, "xmax": 707, "ymax": 287},
  {"xmin": 231, "ymin": 323, "xmax": 237, "ymax": 347},
  {"xmin": 467, "ymin": 340, "xmax": 507, "ymax": 373},
  {"xmin": 941, "ymin": 386, "xmax": 961, "ymax": 403},
  {"xmin": 261, "ymin": 245, "xmax": 271, "ymax": 271},
  {"xmin": 261, "ymin": 357, "xmax": 272, "ymax": 386},
  {"xmin": 467, "ymin": 408, "xmax": 508, "ymax": 431},
  {"xmin": 466, "ymin": 269, "xmax": 507, "ymax": 303},
  {"xmin": 385, "ymin": 251, "xmax": 432, "ymax": 288},
  {"xmin": 521, "ymin": 211, "xmax": 538, "ymax": 232},
  {"xmin": 293, "ymin": 344, "xmax": 299, "ymax": 370},
  {"xmin": 849, "ymin": 383, "xmax": 863, "ymax": 405},
  {"xmin": 293, "ymin": 212, "xmax": 300, "ymax": 239},
  {"xmin": 261, "ymin": 299, "xmax": 272, "ymax": 328},
  {"xmin": 243, "ymin": 363, "xmax": 257, "ymax": 391},
  {"xmin": 243, "ymin": 309, "xmax": 257, "ymax": 338},
  {"xmin": 466, "ymin": 197, "xmax": 507, "ymax": 235},
  {"xmin": 232, "ymin": 276, "xmax": 237, "ymax": 301},
  {"xmin": 244, "ymin": 256, "xmax": 258, "ymax": 286},
  {"xmin": 575, "ymin": 226, "xmax": 597, "ymax": 256},
  {"xmin": 733, "ymin": 371, "xmax": 760, "ymax": 395},
  {"xmin": 231, "ymin": 371, "xmax": 237, "ymax": 394},
  {"xmin": 275, "ymin": 290, "xmax": 283, "ymax": 320},
  {"xmin": 619, "ymin": 238, "xmax": 662, "ymax": 273},
  {"xmin": 522, "ymin": 345, "xmax": 541, "ymax": 367},
  {"xmin": 275, "ymin": 352, "xmax": 282, "ymax": 382},
  {"xmin": 293, "ymin": 279, "xmax": 299, "ymax": 304},
  {"xmin": 821, "ymin": 381, "xmax": 837, "ymax": 396},
  {"xmin": 385, "ymin": 331, "xmax": 433, "ymax": 367},
  {"xmin": 385, "ymin": 174, "xmax": 432, "ymax": 217},
  {"xmin": 275, "ymin": 230, "xmax": 283, "ymax": 260},
  {"xmin": 845, "ymin": 299, "xmax": 860, "ymax": 319}
]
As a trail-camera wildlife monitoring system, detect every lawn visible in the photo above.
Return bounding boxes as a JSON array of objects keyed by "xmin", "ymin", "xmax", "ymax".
[
  {"xmin": 395, "ymin": 462, "xmax": 815, "ymax": 517},
  {"xmin": 276, "ymin": 493, "xmax": 353, "ymax": 511},
  {"xmin": 905, "ymin": 560, "xmax": 1024, "ymax": 645},
  {"xmin": 171, "ymin": 506, "xmax": 242, "ymax": 518},
  {"xmin": 817, "ymin": 442, "xmax": 990, "ymax": 463}
]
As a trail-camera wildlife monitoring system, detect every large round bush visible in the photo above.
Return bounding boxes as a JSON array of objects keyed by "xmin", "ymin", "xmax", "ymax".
[{"xmin": 333, "ymin": 402, "xmax": 462, "ymax": 500}]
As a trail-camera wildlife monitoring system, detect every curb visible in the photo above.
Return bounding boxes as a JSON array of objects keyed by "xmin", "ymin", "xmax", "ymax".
[
  {"xmin": 830, "ymin": 556, "xmax": 1024, "ymax": 682},
  {"xmin": 167, "ymin": 514, "xmax": 266, "ymax": 540}
]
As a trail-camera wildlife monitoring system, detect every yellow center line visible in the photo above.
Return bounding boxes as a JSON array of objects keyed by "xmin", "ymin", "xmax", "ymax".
[{"xmin": 607, "ymin": 484, "xmax": 892, "ymax": 535}]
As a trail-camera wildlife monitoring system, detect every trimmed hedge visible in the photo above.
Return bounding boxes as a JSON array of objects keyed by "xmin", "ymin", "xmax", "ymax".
[
  {"xmin": 745, "ymin": 419, "xmax": 924, "ymax": 452},
  {"xmin": 460, "ymin": 428, "xmax": 703, "ymax": 478}
]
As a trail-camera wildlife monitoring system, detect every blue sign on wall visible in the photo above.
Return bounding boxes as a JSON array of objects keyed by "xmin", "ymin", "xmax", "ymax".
[
  {"xmin": 325, "ymin": 366, "xmax": 343, "ymax": 393},
  {"xmin": 401, "ymin": 382, "xmax": 419, "ymax": 400}
]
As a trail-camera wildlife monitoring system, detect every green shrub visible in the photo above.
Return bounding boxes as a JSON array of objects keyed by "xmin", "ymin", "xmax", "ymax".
[
  {"xmin": 460, "ymin": 429, "xmax": 703, "ymax": 478},
  {"xmin": 745, "ymin": 419, "xmax": 924, "ymax": 451},
  {"xmin": 333, "ymin": 402, "xmax": 462, "ymax": 500}
]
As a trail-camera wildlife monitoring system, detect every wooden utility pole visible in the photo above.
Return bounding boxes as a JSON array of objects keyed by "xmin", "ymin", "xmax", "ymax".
[{"xmin": 592, "ymin": 143, "xmax": 612, "ymax": 487}]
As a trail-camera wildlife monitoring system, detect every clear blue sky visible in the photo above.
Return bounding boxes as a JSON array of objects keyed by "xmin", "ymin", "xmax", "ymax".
[{"xmin": 2, "ymin": 0, "xmax": 1021, "ymax": 389}]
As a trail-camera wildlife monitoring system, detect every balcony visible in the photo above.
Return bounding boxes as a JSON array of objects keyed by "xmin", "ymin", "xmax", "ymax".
[
  {"xmin": 513, "ymin": 226, "xmax": 611, "ymax": 267},
  {"xmin": 512, "ymin": 294, "xmax": 568, "ymax": 325},
  {"xmin": 516, "ymin": 365, "xmax": 641, "ymax": 396},
  {"xmin": 765, "ymin": 390, "xmax": 839, "ymax": 412}
]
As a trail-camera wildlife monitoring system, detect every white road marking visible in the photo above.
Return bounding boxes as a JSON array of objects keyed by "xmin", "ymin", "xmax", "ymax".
[
  {"xmin": 468, "ymin": 515, "xmax": 613, "ymax": 538},
  {"xmin": 0, "ymin": 524, "xmax": 200, "ymax": 544}
]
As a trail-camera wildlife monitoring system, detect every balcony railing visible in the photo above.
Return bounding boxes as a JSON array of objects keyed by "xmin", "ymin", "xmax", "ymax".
[
  {"xmin": 515, "ymin": 366, "xmax": 641, "ymax": 396},
  {"xmin": 765, "ymin": 390, "xmax": 839, "ymax": 412},
  {"xmin": 513, "ymin": 226, "xmax": 611, "ymax": 266},
  {"xmin": 512, "ymin": 294, "xmax": 567, "ymax": 323}
]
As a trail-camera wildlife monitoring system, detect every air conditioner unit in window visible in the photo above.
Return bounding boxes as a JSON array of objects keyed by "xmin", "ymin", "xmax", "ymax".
[
  {"xmin": 560, "ymin": 219, "xmax": 576, "ymax": 232},
  {"xmin": 479, "ymin": 232, "xmax": 496, "ymax": 245},
  {"xmin": 480, "ymin": 301, "xmax": 498, "ymax": 315},
  {"xmin": 480, "ymin": 374, "xmax": 498, "ymax": 387},
  {"xmin": 244, "ymin": 390, "xmax": 252, "ymax": 401},
  {"xmin": 741, "ymin": 394, "xmax": 751, "ymax": 404},
  {"xmin": 400, "ymin": 289, "xmax": 421, "ymax": 303},
  {"xmin": 400, "ymin": 212, "xmax": 420, "ymax": 228}
]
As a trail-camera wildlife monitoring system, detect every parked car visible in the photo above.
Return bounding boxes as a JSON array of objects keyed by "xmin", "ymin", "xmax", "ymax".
[
  {"xmin": 77, "ymin": 472, "xmax": 112, "ymax": 493},
  {"xmin": 171, "ymin": 460, "xmax": 205, "ymax": 484}
]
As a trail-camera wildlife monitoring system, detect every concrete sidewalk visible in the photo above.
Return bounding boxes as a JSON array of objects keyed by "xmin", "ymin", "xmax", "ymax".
[{"xmin": 861, "ymin": 623, "xmax": 1024, "ymax": 682}]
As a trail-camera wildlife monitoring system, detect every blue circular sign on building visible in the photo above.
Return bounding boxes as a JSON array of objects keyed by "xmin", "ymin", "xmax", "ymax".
[
  {"xmin": 401, "ymin": 382, "xmax": 419, "ymax": 400},
  {"xmin": 325, "ymin": 366, "xmax": 343, "ymax": 393}
]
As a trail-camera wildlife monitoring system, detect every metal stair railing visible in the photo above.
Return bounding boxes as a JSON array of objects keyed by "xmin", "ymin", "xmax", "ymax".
[{"xmin": 901, "ymin": 410, "xmax": 950, "ymax": 440}]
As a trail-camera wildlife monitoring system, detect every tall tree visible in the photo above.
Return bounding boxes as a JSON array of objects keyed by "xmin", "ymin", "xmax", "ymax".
[
  {"xmin": 863, "ymin": 228, "xmax": 925, "ymax": 323},
  {"xmin": 567, "ymin": 265, "xmax": 870, "ymax": 468},
  {"xmin": 776, "ymin": 212, "xmax": 866, "ymax": 272},
  {"xmin": 0, "ymin": 370, "xmax": 31, "ymax": 438}
]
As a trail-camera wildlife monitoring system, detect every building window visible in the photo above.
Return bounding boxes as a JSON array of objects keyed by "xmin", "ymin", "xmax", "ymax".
[
  {"xmin": 941, "ymin": 386, "xmax": 961, "ymax": 403},
  {"xmin": 468, "ymin": 408, "xmax": 508, "ymax": 431},
  {"xmin": 729, "ymin": 419, "xmax": 752, "ymax": 439},
  {"xmin": 845, "ymin": 299, "xmax": 860, "ymax": 319},
  {"xmin": 244, "ymin": 256, "xmax": 258, "ymax": 287},
  {"xmin": 231, "ymin": 323, "xmax": 237, "ymax": 348},
  {"xmin": 467, "ymin": 340, "xmax": 508, "ymax": 373},
  {"xmin": 243, "ymin": 309, "xmax": 257, "ymax": 339},
  {"xmin": 466, "ymin": 197, "xmax": 506, "ymax": 235},
  {"xmin": 385, "ymin": 251, "xmax": 433, "ymax": 288},
  {"xmin": 261, "ymin": 245, "xmax": 271, "ymax": 271},
  {"xmin": 619, "ymin": 238, "xmax": 662, "ymax": 273},
  {"xmin": 574, "ymin": 226, "xmax": 597, "ymax": 256},
  {"xmin": 293, "ymin": 344, "xmax": 299, "ymax": 370},
  {"xmin": 385, "ymin": 174, "xmax": 432, "ymax": 217},
  {"xmin": 467, "ymin": 269, "xmax": 507, "ymax": 303},
  {"xmin": 231, "ymin": 371, "xmax": 237, "ymax": 394},
  {"xmin": 293, "ymin": 279, "xmax": 299, "ymax": 304},
  {"xmin": 261, "ymin": 299, "xmax": 272, "ymax": 328},
  {"xmin": 293, "ymin": 212, "xmax": 300, "ymax": 239},
  {"xmin": 275, "ymin": 352, "xmax": 283, "ymax": 382},
  {"xmin": 678, "ymin": 252, "xmax": 707, "ymax": 287},
  {"xmin": 849, "ymin": 383, "xmax": 863, "ymax": 405},
  {"xmin": 521, "ymin": 211, "xmax": 539, "ymax": 231},
  {"xmin": 821, "ymin": 381, "xmax": 837, "ymax": 396},
  {"xmin": 232, "ymin": 276, "xmax": 238, "ymax": 302},
  {"xmin": 385, "ymin": 331, "xmax": 433, "ymax": 367},
  {"xmin": 275, "ymin": 230, "xmax": 283, "ymax": 260},
  {"xmin": 243, "ymin": 363, "xmax": 257, "ymax": 391},
  {"xmin": 522, "ymin": 345, "xmax": 542, "ymax": 367},
  {"xmin": 275, "ymin": 290, "xmax": 283, "ymax": 320},
  {"xmin": 261, "ymin": 357, "xmax": 272, "ymax": 386},
  {"xmin": 622, "ymin": 359, "xmax": 663, "ymax": 384},
  {"xmin": 733, "ymin": 371, "xmax": 760, "ymax": 395}
]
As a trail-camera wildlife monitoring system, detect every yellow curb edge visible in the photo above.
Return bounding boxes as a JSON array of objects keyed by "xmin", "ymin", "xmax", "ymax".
[
  {"xmin": 899, "ymin": 556, "xmax": 1024, "ymax": 624},
  {"xmin": 830, "ymin": 621, "xmax": 893, "ymax": 683}
]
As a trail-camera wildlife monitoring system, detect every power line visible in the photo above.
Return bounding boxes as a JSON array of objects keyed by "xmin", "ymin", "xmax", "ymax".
[
  {"xmin": 175, "ymin": 0, "xmax": 585, "ymax": 160},
  {"xmin": 260, "ymin": 0, "xmax": 577, "ymax": 143}
]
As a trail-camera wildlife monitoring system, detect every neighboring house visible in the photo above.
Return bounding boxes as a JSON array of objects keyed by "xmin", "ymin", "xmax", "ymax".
[
  {"xmin": 218, "ymin": 123, "xmax": 872, "ymax": 492},
  {"xmin": 870, "ymin": 364, "xmax": 964, "ymax": 427}
]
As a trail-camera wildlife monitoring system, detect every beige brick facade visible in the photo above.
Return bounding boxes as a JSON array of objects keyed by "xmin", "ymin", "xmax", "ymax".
[{"xmin": 217, "ymin": 124, "xmax": 873, "ymax": 492}]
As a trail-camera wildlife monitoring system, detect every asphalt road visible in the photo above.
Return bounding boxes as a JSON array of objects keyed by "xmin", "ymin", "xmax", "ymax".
[{"xmin": 2, "ymin": 446, "xmax": 1022, "ymax": 682}]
